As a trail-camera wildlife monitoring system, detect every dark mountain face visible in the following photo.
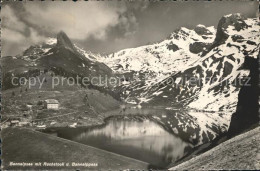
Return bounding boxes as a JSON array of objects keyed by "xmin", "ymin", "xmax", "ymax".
[
  {"xmin": 1, "ymin": 31, "xmax": 113, "ymax": 90},
  {"xmin": 189, "ymin": 42, "xmax": 211, "ymax": 54},
  {"xmin": 194, "ymin": 25, "xmax": 213, "ymax": 36},
  {"xmin": 56, "ymin": 31, "xmax": 77, "ymax": 52},
  {"xmin": 38, "ymin": 33, "xmax": 112, "ymax": 78},
  {"xmin": 228, "ymin": 56, "xmax": 259, "ymax": 137}
]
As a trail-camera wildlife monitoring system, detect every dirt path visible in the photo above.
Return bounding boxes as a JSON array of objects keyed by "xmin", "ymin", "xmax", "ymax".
[{"xmin": 170, "ymin": 126, "xmax": 260, "ymax": 170}]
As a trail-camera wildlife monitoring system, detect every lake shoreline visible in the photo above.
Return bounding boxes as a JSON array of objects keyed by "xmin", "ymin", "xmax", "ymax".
[{"xmin": 2, "ymin": 108, "xmax": 231, "ymax": 169}]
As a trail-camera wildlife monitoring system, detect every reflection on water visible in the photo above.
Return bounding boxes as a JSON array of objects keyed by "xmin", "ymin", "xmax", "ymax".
[
  {"xmin": 109, "ymin": 107, "xmax": 172, "ymax": 116},
  {"xmin": 43, "ymin": 119, "xmax": 193, "ymax": 168}
]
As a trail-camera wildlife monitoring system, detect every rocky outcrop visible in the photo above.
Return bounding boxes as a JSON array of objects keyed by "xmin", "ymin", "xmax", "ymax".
[
  {"xmin": 167, "ymin": 43, "xmax": 179, "ymax": 52},
  {"xmin": 56, "ymin": 31, "xmax": 77, "ymax": 52},
  {"xmin": 194, "ymin": 25, "xmax": 213, "ymax": 36},
  {"xmin": 189, "ymin": 42, "xmax": 211, "ymax": 54}
]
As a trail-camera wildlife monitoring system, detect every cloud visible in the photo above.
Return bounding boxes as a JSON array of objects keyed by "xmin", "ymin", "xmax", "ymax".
[
  {"xmin": 3, "ymin": 1, "xmax": 256, "ymax": 57},
  {"xmin": 118, "ymin": 12, "xmax": 139, "ymax": 37},
  {"xmin": 2, "ymin": 28, "xmax": 25, "ymax": 42},
  {"xmin": 2, "ymin": 5, "xmax": 48, "ymax": 56},
  {"xmin": 23, "ymin": 1, "xmax": 136, "ymax": 40},
  {"xmin": 2, "ymin": 5, "xmax": 26, "ymax": 32},
  {"xmin": 2, "ymin": 26, "xmax": 48, "ymax": 56},
  {"xmin": 1, "ymin": 2, "xmax": 140, "ymax": 55}
]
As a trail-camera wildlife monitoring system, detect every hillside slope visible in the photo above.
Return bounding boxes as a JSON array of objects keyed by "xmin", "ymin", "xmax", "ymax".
[{"xmin": 170, "ymin": 126, "xmax": 260, "ymax": 170}]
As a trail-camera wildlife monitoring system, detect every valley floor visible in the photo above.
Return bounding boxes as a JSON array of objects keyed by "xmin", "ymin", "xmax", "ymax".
[{"xmin": 170, "ymin": 126, "xmax": 260, "ymax": 170}]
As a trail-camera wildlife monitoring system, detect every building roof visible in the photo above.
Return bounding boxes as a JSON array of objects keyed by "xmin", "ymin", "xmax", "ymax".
[{"xmin": 45, "ymin": 99, "xmax": 59, "ymax": 104}]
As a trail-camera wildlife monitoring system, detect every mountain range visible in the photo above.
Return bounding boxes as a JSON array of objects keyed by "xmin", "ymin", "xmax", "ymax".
[
  {"xmin": 1, "ymin": 13, "xmax": 259, "ymax": 145},
  {"xmin": 115, "ymin": 13, "xmax": 259, "ymax": 113}
]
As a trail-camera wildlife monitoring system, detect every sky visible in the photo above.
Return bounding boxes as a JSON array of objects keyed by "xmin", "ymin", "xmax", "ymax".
[{"xmin": 1, "ymin": 1, "xmax": 258, "ymax": 56}]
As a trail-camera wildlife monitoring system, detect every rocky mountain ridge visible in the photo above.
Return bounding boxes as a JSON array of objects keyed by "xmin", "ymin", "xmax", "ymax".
[{"xmin": 109, "ymin": 14, "xmax": 259, "ymax": 113}]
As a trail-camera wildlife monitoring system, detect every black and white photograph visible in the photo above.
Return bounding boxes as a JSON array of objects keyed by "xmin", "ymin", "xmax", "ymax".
[{"xmin": 1, "ymin": 0, "xmax": 259, "ymax": 170}]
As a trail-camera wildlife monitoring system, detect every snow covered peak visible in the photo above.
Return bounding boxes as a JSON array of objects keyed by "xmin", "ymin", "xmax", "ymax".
[
  {"xmin": 100, "ymin": 25, "xmax": 216, "ymax": 76},
  {"xmin": 196, "ymin": 24, "xmax": 206, "ymax": 27},
  {"xmin": 21, "ymin": 38, "xmax": 56, "ymax": 60},
  {"xmin": 45, "ymin": 38, "xmax": 57, "ymax": 45},
  {"xmin": 118, "ymin": 14, "xmax": 259, "ymax": 114},
  {"xmin": 74, "ymin": 44, "xmax": 102, "ymax": 61},
  {"xmin": 223, "ymin": 13, "xmax": 242, "ymax": 18},
  {"xmin": 217, "ymin": 13, "xmax": 248, "ymax": 35}
]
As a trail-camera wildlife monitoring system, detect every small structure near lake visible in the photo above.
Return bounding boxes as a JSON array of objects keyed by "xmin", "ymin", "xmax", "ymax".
[{"xmin": 44, "ymin": 99, "xmax": 59, "ymax": 110}]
